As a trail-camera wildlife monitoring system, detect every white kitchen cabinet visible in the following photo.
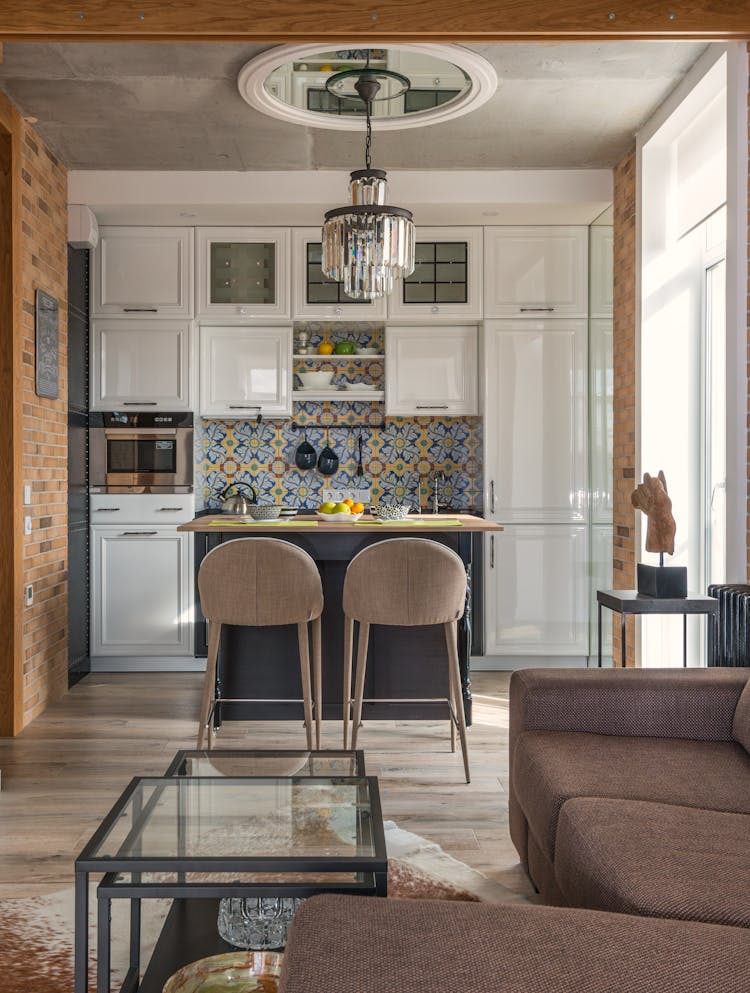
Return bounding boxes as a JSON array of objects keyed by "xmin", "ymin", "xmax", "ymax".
[
  {"xmin": 589, "ymin": 225, "xmax": 614, "ymax": 319},
  {"xmin": 483, "ymin": 319, "xmax": 588, "ymax": 523},
  {"xmin": 200, "ymin": 325, "xmax": 292, "ymax": 418},
  {"xmin": 90, "ymin": 526, "xmax": 193, "ymax": 657},
  {"xmin": 196, "ymin": 227, "xmax": 291, "ymax": 319},
  {"xmin": 385, "ymin": 325, "xmax": 478, "ymax": 416},
  {"xmin": 388, "ymin": 227, "xmax": 483, "ymax": 321},
  {"xmin": 90, "ymin": 319, "xmax": 192, "ymax": 411},
  {"xmin": 291, "ymin": 228, "xmax": 387, "ymax": 320},
  {"xmin": 92, "ymin": 226, "xmax": 194, "ymax": 318},
  {"xmin": 483, "ymin": 226, "xmax": 588, "ymax": 318},
  {"xmin": 484, "ymin": 524, "xmax": 590, "ymax": 656},
  {"xmin": 590, "ymin": 524, "xmax": 614, "ymax": 660},
  {"xmin": 589, "ymin": 319, "xmax": 614, "ymax": 524}
]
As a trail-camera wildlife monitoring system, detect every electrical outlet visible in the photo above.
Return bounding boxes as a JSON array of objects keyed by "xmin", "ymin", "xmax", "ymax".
[
  {"xmin": 23, "ymin": 485, "xmax": 31, "ymax": 505},
  {"xmin": 24, "ymin": 584, "xmax": 33, "ymax": 607},
  {"xmin": 24, "ymin": 516, "xmax": 32, "ymax": 536}
]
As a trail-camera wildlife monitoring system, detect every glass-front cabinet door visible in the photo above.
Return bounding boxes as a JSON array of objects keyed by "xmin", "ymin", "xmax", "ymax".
[
  {"xmin": 197, "ymin": 227, "xmax": 290, "ymax": 319},
  {"xmin": 387, "ymin": 226, "xmax": 483, "ymax": 321},
  {"xmin": 291, "ymin": 228, "xmax": 387, "ymax": 319}
]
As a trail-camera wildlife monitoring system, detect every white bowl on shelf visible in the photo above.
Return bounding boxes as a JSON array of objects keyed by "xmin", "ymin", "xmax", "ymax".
[
  {"xmin": 316, "ymin": 510, "xmax": 364, "ymax": 522},
  {"xmin": 298, "ymin": 371, "xmax": 334, "ymax": 390},
  {"xmin": 356, "ymin": 347, "xmax": 379, "ymax": 355},
  {"xmin": 345, "ymin": 382, "xmax": 376, "ymax": 391}
]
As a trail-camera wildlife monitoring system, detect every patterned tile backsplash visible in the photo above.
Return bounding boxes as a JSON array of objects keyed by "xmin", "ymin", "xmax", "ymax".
[{"xmin": 195, "ymin": 323, "xmax": 483, "ymax": 511}]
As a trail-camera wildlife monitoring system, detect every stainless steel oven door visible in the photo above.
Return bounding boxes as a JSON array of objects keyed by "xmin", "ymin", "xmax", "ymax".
[{"xmin": 90, "ymin": 427, "xmax": 193, "ymax": 490}]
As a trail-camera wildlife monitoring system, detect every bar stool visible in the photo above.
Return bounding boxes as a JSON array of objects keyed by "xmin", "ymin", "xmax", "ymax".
[
  {"xmin": 197, "ymin": 538, "xmax": 324, "ymax": 750},
  {"xmin": 342, "ymin": 538, "xmax": 470, "ymax": 782}
]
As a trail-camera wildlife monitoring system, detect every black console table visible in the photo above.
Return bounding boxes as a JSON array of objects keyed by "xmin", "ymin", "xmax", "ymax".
[{"xmin": 597, "ymin": 590, "xmax": 719, "ymax": 669}]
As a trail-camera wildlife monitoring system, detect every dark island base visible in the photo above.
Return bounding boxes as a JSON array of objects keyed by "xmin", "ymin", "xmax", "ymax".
[{"xmin": 194, "ymin": 530, "xmax": 481, "ymax": 727}]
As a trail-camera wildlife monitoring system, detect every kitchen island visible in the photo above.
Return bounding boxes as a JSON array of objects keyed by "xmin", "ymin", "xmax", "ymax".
[{"xmin": 179, "ymin": 514, "xmax": 503, "ymax": 729}]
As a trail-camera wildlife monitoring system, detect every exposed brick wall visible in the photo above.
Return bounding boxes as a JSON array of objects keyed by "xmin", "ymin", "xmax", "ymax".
[
  {"xmin": 18, "ymin": 121, "xmax": 68, "ymax": 725},
  {"xmin": 612, "ymin": 147, "xmax": 637, "ymax": 666}
]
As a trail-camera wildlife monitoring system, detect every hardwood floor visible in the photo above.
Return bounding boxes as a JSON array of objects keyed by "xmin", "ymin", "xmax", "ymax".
[{"xmin": 0, "ymin": 671, "xmax": 533, "ymax": 899}]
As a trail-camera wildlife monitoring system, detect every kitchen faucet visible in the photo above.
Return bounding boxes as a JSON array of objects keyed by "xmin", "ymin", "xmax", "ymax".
[{"xmin": 432, "ymin": 469, "xmax": 446, "ymax": 514}]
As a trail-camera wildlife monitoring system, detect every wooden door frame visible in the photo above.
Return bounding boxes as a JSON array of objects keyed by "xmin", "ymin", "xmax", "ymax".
[
  {"xmin": 0, "ymin": 93, "xmax": 23, "ymax": 737},
  {"xmin": 0, "ymin": 1, "xmax": 748, "ymax": 43}
]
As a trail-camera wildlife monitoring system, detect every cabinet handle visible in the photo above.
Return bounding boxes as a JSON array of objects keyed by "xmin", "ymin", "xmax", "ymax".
[
  {"xmin": 97, "ymin": 507, "xmax": 121, "ymax": 512},
  {"xmin": 120, "ymin": 531, "xmax": 158, "ymax": 536},
  {"xmin": 157, "ymin": 507, "xmax": 183, "ymax": 512},
  {"xmin": 416, "ymin": 404, "xmax": 449, "ymax": 410},
  {"xmin": 123, "ymin": 402, "xmax": 157, "ymax": 406},
  {"xmin": 490, "ymin": 534, "xmax": 495, "ymax": 569},
  {"xmin": 520, "ymin": 307, "xmax": 554, "ymax": 313},
  {"xmin": 228, "ymin": 404, "xmax": 262, "ymax": 410},
  {"xmin": 490, "ymin": 479, "xmax": 496, "ymax": 513},
  {"xmin": 123, "ymin": 307, "xmax": 158, "ymax": 313}
]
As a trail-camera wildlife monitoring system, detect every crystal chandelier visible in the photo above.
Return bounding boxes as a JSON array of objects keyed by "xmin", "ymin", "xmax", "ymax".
[{"xmin": 322, "ymin": 57, "xmax": 415, "ymax": 300}]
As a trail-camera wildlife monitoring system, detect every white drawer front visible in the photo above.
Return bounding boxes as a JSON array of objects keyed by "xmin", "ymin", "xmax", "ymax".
[{"xmin": 90, "ymin": 493, "xmax": 195, "ymax": 525}]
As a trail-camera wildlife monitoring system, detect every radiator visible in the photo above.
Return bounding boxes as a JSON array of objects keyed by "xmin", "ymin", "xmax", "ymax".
[{"xmin": 707, "ymin": 584, "xmax": 750, "ymax": 667}]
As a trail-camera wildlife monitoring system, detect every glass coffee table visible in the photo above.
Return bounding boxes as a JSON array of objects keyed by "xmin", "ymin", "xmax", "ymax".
[{"xmin": 74, "ymin": 750, "xmax": 385, "ymax": 993}]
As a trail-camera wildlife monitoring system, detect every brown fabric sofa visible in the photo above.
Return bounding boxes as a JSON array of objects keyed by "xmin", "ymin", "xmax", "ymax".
[
  {"xmin": 279, "ymin": 893, "xmax": 750, "ymax": 993},
  {"xmin": 509, "ymin": 667, "xmax": 750, "ymax": 924}
]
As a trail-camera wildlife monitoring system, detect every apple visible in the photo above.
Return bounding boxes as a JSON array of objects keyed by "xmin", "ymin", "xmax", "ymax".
[
  {"xmin": 319, "ymin": 502, "xmax": 337, "ymax": 514},
  {"xmin": 333, "ymin": 502, "xmax": 352, "ymax": 514}
]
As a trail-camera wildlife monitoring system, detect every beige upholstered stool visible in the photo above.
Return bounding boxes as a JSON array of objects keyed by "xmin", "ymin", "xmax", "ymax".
[
  {"xmin": 342, "ymin": 538, "xmax": 470, "ymax": 782},
  {"xmin": 197, "ymin": 538, "xmax": 324, "ymax": 750}
]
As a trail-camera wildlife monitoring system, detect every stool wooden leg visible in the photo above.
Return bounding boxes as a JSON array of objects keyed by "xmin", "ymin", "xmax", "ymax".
[
  {"xmin": 449, "ymin": 679, "xmax": 457, "ymax": 754},
  {"xmin": 297, "ymin": 622, "xmax": 314, "ymax": 750},
  {"xmin": 198, "ymin": 621, "xmax": 221, "ymax": 750},
  {"xmin": 445, "ymin": 621, "xmax": 470, "ymax": 783},
  {"xmin": 312, "ymin": 615, "xmax": 322, "ymax": 750},
  {"xmin": 342, "ymin": 615, "xmax": 354, "ymax": 749},
  {"xmin": 351, "ymin": 621, "xmax": 370, "ymax": 751}
]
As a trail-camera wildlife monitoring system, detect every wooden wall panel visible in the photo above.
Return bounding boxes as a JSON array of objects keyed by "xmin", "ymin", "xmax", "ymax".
[
  {"xmin": 0, "ymin": 93, "xmax": 23, "ymax": 736},
  {"xmin": 0, "ymin": 0, "xmax": 748, "ymax": 42}
]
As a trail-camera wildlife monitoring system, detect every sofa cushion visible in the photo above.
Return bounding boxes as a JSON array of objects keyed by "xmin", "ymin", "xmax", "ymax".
[
  {"xmin": 556, "ymin": 797, "xmax": 750, "ymax": 927},
  {"xmin": 734, "ymin": 678, "xmax": 750, "ymax": 754},
  {"xmin": 279, "ymin": 894, "xmax": 750, "ymax": 993},
  {"xmin": 513, "ymin": 731, "xmax": 750, "ymax": 860}
]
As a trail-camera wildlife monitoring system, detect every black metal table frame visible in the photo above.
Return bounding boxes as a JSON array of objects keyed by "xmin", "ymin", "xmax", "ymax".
[
  {"xmin": 596, "ymin": 590, "xmax": 719, "ymax": 669},
  {"xmin": 163, "ymin": 748, "xmax": 367, "ymax": 777},
  {"xmin": 74, "ymin": 772, "xmax": 386, "ymax": 993}
]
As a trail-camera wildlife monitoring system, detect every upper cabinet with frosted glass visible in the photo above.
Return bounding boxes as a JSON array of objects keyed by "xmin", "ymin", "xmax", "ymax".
[
  {"xmin": 196, "ymin": 227, "xmax": 291, "ymax": 320},
  {"xmin": 589, "ymin": 224, "xmax": 614, "ymax": 319},
  {"xmin": 483, "ymin": 226, "xmax": 588, "ymax": 318},
  {"xmin": 291, "ymin": 228, "xmax": 387, "ymax": 320},
  {"xmin": 92, "ymin": 226, "xmax": 194, "ymax": 319},
  {"xmin": 388, "ymin": 226, "xmax": 483, "ymax": 321}
]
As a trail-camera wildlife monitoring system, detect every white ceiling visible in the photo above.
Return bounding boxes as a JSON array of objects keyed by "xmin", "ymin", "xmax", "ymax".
[{"xmin": 0, "ymin": 41, "xmax": 709, "ymax": 171}]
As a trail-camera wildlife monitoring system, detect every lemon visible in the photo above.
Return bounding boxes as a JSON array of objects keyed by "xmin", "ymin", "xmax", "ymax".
[
  {"xmin": 319, "ymin": 502, "xmax": 337, "ymax": 514},
  {"xmin": 333, "ymin": 502, "xmax": 351, "ymax": 514}
]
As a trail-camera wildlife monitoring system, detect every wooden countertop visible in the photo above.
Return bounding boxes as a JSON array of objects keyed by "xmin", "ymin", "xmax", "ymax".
[{"xmin": 178, "ymin": 513, "xmax": 503, "ymax": 533}]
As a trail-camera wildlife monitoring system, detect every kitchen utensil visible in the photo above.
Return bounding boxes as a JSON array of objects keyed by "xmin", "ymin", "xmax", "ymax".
[
  {"xmin": 317, "ymin": 334, "xmax": 334, "ymax": 355},
  {"xmin": 294, "ymin": 432, "xmax": 317, "ymax": 470},
  {"xmin": 220, "ymin": 483, "xmax": 258, "ymax": 515},
  {"xmin": 317, "ymin": 431, "xmax": 339, "ymax": 475},
  {"xmin": 279, "ymin": 507, "xmax": 297, "ymax": 518},
  {"xmin": 334, "ymin": 339, "xmax": 356, "ymax": 355},
  {"xmin": 356, "ymin": 431, "xmax": 364, "ymax": 477},
  {"xmin": 298, "ymin": 371, "xmax": 334, "ymax": 390},
  {"xmin": 372, "ymin": 503, "xmax": 412, "ymax": 521},
  {"xmin": 245, "ymin": 505, "xmax": 283, "ymax": 521}
]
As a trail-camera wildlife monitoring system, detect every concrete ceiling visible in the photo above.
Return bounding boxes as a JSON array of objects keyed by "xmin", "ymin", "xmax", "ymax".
[{"xmin": 0, "ymin": 41, "xmax": 708, "ymax": 171}]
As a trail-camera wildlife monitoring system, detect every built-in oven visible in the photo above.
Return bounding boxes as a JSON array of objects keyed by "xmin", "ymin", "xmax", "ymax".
[{"xmin": 89, "ymin": 412, "xmax": 193, "ymax": 493}]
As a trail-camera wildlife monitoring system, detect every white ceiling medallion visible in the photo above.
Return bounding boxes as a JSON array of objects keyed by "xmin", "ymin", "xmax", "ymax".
[{"xmin": 237, "ymin": 43, "xmax": 498, "ymax": 132}]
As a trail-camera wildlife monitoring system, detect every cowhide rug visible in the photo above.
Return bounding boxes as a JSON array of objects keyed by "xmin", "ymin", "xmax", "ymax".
[{"xmin": 0, "ymin": 822, "xmax": 528, "ymax": 992}]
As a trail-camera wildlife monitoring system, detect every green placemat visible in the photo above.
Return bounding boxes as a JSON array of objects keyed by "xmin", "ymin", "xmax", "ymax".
[
  {"xmin": 207, "ymin": 519, "xmax": 318, "ymax": 527},
  {"xmin": 354, "ymin": 518, "xmax": 463, "ymax": 527}
]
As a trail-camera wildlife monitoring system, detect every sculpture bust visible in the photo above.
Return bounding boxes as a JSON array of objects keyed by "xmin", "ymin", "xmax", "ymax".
[{"xmin": 630, "ymin": 470, "xmax": 676, "ymax": 556}]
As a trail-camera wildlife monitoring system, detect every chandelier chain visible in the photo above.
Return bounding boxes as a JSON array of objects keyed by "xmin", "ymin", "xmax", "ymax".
[{"xmin": 365, "ymin": 102, "xmax": 372, "ymax": 170}]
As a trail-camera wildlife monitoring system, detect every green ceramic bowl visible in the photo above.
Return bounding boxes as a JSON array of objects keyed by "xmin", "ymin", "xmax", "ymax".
[{"xmin": 163, "ymin": 951, "xmax": 282, "ymax": 993}]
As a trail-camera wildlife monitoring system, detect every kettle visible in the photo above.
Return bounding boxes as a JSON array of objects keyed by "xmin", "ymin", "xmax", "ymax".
[{"xmin": 220, "ymin": 482, "xmax": 258, "ymax": 515}]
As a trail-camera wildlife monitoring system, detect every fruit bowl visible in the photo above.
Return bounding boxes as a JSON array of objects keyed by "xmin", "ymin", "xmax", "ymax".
[{"xmin": 316, "ymin": 510, "xmax": 364, "ymax": 522}]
